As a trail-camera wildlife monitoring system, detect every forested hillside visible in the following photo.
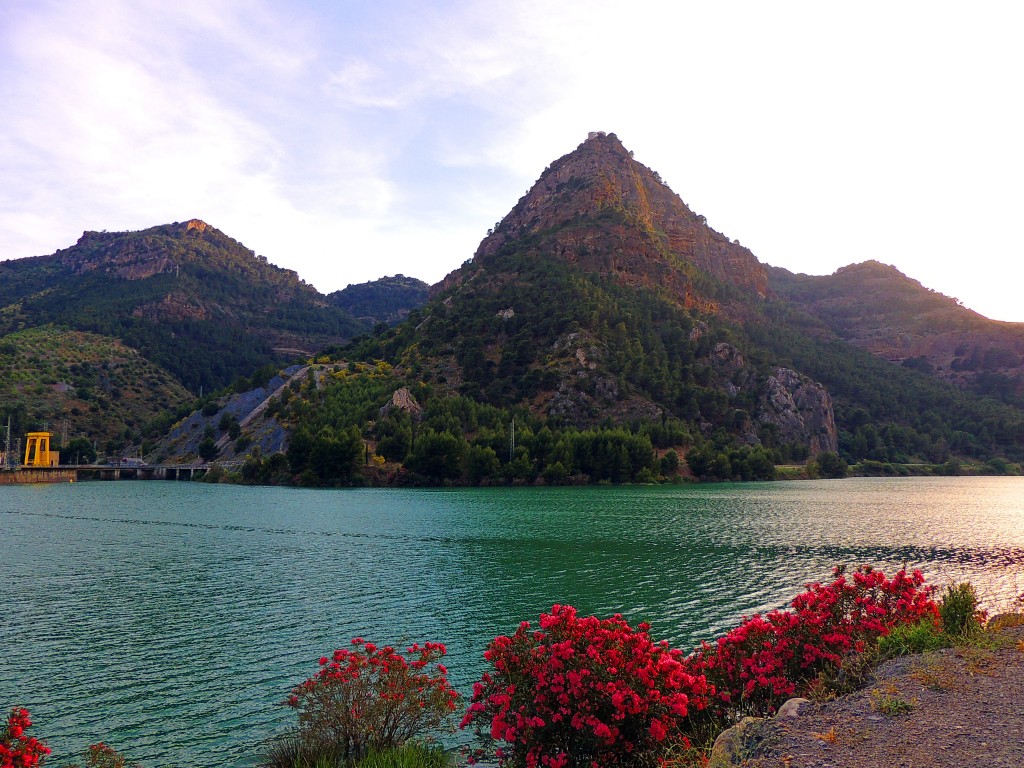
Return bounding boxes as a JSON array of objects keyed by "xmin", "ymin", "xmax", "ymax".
[
  {"xmin": 0, "ymin": 219, "xmax": 367, "ymax": 393},
  {"xmin": 329, "ymin": 275, "xmax": 428, "ymax": 326}
]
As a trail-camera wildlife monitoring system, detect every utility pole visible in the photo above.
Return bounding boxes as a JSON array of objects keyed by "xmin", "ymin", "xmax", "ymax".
[
  {"xmin": 509, "ymin": 416, "xmax": 516, "ymax": 462},
  {"xmin": 3, "ymin": 417, "xmax": 10, "ymax": 468}
]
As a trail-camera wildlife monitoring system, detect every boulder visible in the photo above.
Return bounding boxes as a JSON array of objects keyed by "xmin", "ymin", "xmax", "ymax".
[
  {"xmin": 708, "ymin": 716, "xmax": 764, "ymax": 768},
  {"xmin": 776, "ymin": 697, "xmax": 811, "ymax": 718}
]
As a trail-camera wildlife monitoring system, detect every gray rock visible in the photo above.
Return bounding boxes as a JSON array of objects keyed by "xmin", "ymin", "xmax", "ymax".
[
  {"xmin": 379, "ymin": 387, "xmax": 423, "ymax": 420},
  {"xmin": 757, "ymin": 367, "xmax": 838, "ymax": 454},
  {"xmin": 709, "ymin": 716, "xmax": 763, "ymax": 767},
  {"xmin": 777, "ymin": 697, "xmax": 812, "ymax": 718}
]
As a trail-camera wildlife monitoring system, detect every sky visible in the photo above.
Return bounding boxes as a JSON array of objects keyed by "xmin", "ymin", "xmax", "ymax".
[{"xmin": 2, "ymin": 1, "xmax": 1023, "ymax": 321}]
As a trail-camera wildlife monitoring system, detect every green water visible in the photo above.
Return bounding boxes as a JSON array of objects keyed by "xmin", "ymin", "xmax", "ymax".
[{"xmin": 2, "ymin": 478, "xmax": 1023, "ymax": 765}]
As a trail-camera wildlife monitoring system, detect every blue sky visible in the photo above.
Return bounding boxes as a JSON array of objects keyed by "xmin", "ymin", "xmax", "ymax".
[{"xmin": 2, "ymin": 1, "xmax": 1022, "ymax": 320}]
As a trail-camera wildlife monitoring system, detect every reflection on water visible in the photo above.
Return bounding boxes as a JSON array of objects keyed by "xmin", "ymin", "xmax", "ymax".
[{"xmin": 2, "ymin": 477, "xmax": 1023, "ymax": 766}]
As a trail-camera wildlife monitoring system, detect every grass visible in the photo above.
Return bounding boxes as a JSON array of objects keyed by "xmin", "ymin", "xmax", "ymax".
[
  {"xmin": 870, "ymin": 683, "xmax": 915, "ymax": 716},
  {"xmin": 355, "ymin": 744, "xmax": 450, "ymax": 768},
  {"xmin": 812, "ymin": 726, "xmax": 838, "ymax": 743},
  {"xmin": 957, "ymin": 646, "xmax": 997, "ymax": 675},
  {"xmin": 909, "ymin": 656, "xmax": 957, "ymax": 691},
  {"xmin": 876, "ymin": 618, "xmax": 949, "ymax": 659},
  {"xmin": 261, "ymin": 734, "xmax": 351, "ymax": 768},
  {"xmin": 261, "ymin": 737, "xmax": 450, "ymax": 768},
  {"xmin": 987, "ymin": 612, "xmax": 1024, "ymax": 632}
]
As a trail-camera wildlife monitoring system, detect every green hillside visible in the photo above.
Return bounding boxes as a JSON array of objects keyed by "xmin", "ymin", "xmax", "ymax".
[{"xmin": 0, "ymin": 326, "xmax": 192, "ymax": 452}]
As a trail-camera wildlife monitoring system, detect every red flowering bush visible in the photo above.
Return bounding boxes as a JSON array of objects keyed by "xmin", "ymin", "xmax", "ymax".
[
  {"xmin": 63, "ymin": 742, "xmax": 139, "ymax": 768},
  {"xmin": 282, "ymin": 638, "xmax": 460, "ymax": 763},
  {"xmin": 689, "ymin": 565, "xmax": 938, "ymax": 717},
  {"xmin": 461, "ymin": 605, "xmax": 710, "ymax": 768},
  {"xmin": 1, "ymin": 708, "xmax": 50, "ymax": 768}
]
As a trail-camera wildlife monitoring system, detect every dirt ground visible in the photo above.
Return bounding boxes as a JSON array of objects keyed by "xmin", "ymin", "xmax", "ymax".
[{"xmin": 738, "ymin": 624, "xmax": 1024, "ymax": 768}]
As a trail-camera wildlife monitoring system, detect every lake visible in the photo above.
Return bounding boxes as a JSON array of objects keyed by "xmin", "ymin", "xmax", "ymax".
[{"xmin": 2, "ymin": 477, "xmax": 1023, "ymax": 766}]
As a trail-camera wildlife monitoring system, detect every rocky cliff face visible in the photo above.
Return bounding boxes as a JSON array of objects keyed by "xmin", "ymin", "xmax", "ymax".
[
  {"xmin": 62, "ymin": 229, "xmax": 179, "ymax": 280},
  {"xmin": 463, "ymin": 132, "xmax": 768, "ymax": 307},
  {"xmin": 758, "ymin": 367, "xmax": 839, "ymax": 454},
  {"xmin": 701, "ymin": 343, "xmax": 838, "ymax": 452}
]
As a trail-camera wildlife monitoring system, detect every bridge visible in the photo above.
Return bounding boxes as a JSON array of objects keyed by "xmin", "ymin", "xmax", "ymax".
[{"xmin": 0, "ymin": 462, "xmax": 241, "ymax": 485}]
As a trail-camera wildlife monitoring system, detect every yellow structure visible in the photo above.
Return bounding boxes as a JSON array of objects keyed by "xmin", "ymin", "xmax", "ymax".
[{"xmin": 24, "ymin": 432, "xmax": 60, "ymax": 467}]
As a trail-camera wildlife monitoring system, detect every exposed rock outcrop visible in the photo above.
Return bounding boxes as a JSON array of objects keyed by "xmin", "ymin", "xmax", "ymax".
[
  {"xmin": 131, "ymin": 293, "xmax": 213, "ymax": 321},
  {"xmin": 758, "ymin": 368, "xmax": 839, "ymax": 454},
  {"xmin": 709, "ymin": 716, "xmax": 764, "ymax": 768},
  {"xmin": 707, "ymin": 342, "xmax": 751, "ymax": 396},
  {"xmin": 379, "ymin": 387, "xmax": 424, "ymax": 421}
]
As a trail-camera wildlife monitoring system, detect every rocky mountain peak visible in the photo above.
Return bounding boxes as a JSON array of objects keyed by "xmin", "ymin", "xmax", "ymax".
[{"xmin": 466, "ymin": 132, "xmax": 768, "ymax": 305}]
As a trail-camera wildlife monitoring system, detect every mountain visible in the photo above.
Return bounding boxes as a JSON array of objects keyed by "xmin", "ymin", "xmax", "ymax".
[
  {"xmin": 210, "ymin": 132, "xmax": 1022, "ymax": 486},
  {"xmin": 0, "ymin": 219, "xmax": 368, "ymax": 394},
  {"xmin": 328, "ymin": 275, "xmax": 429, "ymax": 326},
  {"xmin": 355, "ymin": 133, "xmax": 833, "ymax": 443},
  {"xmin": 769, "ymin": 261, "xmax": 1024, "ymax": 405}
]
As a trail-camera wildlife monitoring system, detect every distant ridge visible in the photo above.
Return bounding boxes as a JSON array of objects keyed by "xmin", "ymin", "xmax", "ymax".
[
  {"xmin": 329, "ymin": 274, "xmax": 429, "ymax": 326},
  {"xmin": 770, "ymin": 260, "xmax": 1024, "ymax": 403}
]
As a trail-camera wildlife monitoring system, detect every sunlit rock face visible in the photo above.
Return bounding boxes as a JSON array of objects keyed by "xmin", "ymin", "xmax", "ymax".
[{"xmin": 462, "ymin": 131, "xmax": 768, "ymax": 309}]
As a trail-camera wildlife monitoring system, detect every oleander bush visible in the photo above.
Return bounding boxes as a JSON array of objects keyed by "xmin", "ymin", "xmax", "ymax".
[
  {"xmin": 266, "ymin": 639, "xmax": 460, "ymax": 768},
  {"xmin": 4, "ymin": 567, "xmax": 952, "ymax": 768},
  {"xmin": 689, "ymin": 565, "xmax": 938, "ymax": 718},
  {"xmin": 461, "ymin": 604, "xmax": 710, "ymax": 768},
  {"xmin": 1, "ymin": 708, "xmax": 50, "ymax": 768}
]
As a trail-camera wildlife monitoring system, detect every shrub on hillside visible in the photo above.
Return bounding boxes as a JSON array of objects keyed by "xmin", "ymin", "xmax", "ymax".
[
  {"xmin": 939, "ymin": 582, "xmax": 983, "ymax": 636},
  {"xmin": 63, "ymin": 742, "xmax": 139, "ymax": 768}
]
